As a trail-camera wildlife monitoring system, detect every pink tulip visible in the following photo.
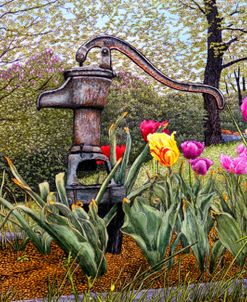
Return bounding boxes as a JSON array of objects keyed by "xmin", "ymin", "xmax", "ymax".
[
  {"xmin": 220, "ymin": 155, "xmax": 235, "ymax": 173},
  {"xmin": 236, "ymin": 144, "xmax": 247, "ymax": 157},
  {"xmin": 189, "ymin": 157, "xmax": 213, "ymax": 175},
  {"xmin": 241, "ymin": 97, "xmax": 247, "ymax": 122},
  {"xmin": 140, "ymin": 120, "xmax": 169, "ymax": 142},
  {"xmin": 220, "ymin": 154, "xmax": 247, "ymax": 175},
  {"xmin": 181, "ymin": 141, "xmax": 204, "ymax": 159},
  {"xmin": 233, "ymin": 157, "xmax": 247, "ymax": 174}
]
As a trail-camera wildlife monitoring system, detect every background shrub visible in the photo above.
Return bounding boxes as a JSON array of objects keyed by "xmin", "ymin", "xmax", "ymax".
[{"xmin": 102, "ymin": 73, "xmax": 207, "ymax": 159}]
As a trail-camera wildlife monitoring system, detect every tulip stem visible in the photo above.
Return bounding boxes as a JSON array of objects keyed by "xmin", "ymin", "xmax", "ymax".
[
  {"xmin": 226, "ymin": 103, "xmax": 247, "ymax": 147},
  {"xmin": 189, "ymin": 163, "xmax": 193, "ymax": 188},
  {"xmin": 152, "ymin": 158, "xmax": 158, "ymax": 176}
]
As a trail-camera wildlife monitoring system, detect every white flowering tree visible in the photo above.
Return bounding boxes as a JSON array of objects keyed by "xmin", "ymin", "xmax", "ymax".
[{"xmin": 1, "ymin": 0, "xmax": 247, "ymax": 149}]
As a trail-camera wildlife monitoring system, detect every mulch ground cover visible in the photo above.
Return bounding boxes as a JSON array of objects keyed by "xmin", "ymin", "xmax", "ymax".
[{"xmin": 0, "ymin": 234, "xmax": 246, "ymax": 300}]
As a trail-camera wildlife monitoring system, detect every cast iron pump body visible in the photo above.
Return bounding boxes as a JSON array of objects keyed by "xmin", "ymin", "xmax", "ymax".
[{"xmin": 37, "ymin": 35, "xmax": 225, "ymax": 253}]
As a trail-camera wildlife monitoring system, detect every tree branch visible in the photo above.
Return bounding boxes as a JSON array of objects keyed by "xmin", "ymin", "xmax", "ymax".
[
  {"xmin": 178, "ymin": 0, "xmax": 205, "ymax": 14},
  {"xmin": 229, "ymin": 3, "xmax": 239, "ymax": 16},
  {"xmin": 0, "ymin": 86, "xmax": 18, "ymax": 101},
  {"xmin": 0, "ymin": 0, "xmax": 14, "ymax": 8},
  {"xmin": 0, "ymin": 77, "xmax": 14, "ymax": 91},
  {"xmin": 222, "ymin": 27, "xmax": 247, "ymax": 34},
  {"xmin": 36, "ymin": 75, "xmax": 54, "ymax": 91},
  {"xmin": 190, "ymin": 0, "xmax": 206, "ymax": 14},
  {"xmin": 222, "ymin": 57, "xmax": 247, "ymax": 70},
  {"xmin": 225, "ymin": 36, "xmax": 239, "ymax": 48},
  {"xmin": 0, "ymin": 0, "xmax": 58, "ymax": 19},
  {"xmin": 230, "ymin": 10, "xmax": 240, "ymax": 16}
]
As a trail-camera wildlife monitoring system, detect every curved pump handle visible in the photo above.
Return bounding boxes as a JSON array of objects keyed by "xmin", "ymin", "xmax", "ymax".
[{"xmin": 76, "ymin": 35, "xmax": 224, "ymax": 110}]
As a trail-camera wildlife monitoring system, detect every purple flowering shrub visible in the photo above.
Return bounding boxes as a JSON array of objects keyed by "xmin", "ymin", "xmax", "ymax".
[{"xmin": 0, "ymin": 49, "xmax": 63, "ymax": 98}]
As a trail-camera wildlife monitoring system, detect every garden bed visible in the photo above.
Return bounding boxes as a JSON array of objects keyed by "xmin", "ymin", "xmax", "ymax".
[{"xmin": 0, "ymin": 234, "xmax": 246, "ymax": 301}]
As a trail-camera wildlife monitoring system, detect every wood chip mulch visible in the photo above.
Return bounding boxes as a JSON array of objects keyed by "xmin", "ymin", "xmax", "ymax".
[{"xmin": 0, "ymin": 234, "xmax": 246, "ymax": 300}]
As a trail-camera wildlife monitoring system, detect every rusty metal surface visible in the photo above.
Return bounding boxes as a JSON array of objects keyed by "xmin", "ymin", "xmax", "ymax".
[
  {"xmin": 73, "ymin": 109, "xmax": 101, "ymax": 146},
  {"xmin": 66, "ymin": 152, "xmax": 112, "ymax": 186},
  {"xmin": 38, "ymin": 67, "xmax": 114, "ymax": 110},
  {"xmin": 66, "ymin": 185, "xmax": 126, "ymax": 204},
  {"xmin": 38, "ymin": 65, "xmax": 114, "ymax": 153},
  {"xmin": 76, "ymin": 35, "xmax": 225, "ymax": 110}
]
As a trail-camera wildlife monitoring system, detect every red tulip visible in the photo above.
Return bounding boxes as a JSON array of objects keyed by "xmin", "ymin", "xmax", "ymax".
[
  {"xmin": 97, "ymin": 145, "xmax": 126, "ymax": 165},
  {"xmin": 140, "ymin": 120, "xmax": 169, "ymax": 142}
]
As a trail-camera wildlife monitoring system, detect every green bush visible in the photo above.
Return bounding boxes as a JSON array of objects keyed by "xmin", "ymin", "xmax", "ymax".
[{"xmin": 156, "ymin": 92, "xmax": 205, "ymax": 144}]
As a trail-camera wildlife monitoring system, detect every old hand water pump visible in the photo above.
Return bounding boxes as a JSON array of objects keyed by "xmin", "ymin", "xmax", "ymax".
[{"xmin": 37, "ymin": 35, "xmax": 224, "ymax": 253}]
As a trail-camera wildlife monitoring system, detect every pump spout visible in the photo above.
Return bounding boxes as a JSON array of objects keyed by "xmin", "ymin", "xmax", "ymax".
[
  {"xmin": 37, "ymin": 67, "xmax": 114, "ymax": 111},
  {"xmin": 37, "ymin": 78, "xmax": 71, "ymax": 110}
]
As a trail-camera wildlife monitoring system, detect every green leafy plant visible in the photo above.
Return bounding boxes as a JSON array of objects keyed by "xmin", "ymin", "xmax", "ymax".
[
  {"xmin": 176, "ymin": 170, "xmax": 216, "ymax": 272},
  {"xmin": 0, "ymin": 167, "xmax": 53, "ymax": 254},
  {"xmin": 0, "ymin": 157, "xmax": 122, "ymax": 278},
  {"xmin": 107, "ymin": 111, "xmax": 160, "ymax": 199},
  {"xmin": 211, "ymin": 173, "xmax": 247, "ymax": 267},
  {"xmin": 151, "ymin": 162, "xmax": 216, "ymax": 273},
  {"xmin": 121, "ymin": 196, "xmax": 180, "ymax": 269}
]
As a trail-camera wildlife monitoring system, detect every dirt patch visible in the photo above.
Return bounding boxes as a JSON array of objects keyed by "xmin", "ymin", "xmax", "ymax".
[{"xmin": 0, "ymin": 235, "xmax": 246, "ymax": 300}]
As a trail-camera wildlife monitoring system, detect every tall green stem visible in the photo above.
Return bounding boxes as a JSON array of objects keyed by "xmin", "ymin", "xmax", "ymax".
[
  {"xmin": 189, "ymin": 163, "xmax": 192, "ymax": 188},
  {"xmin": 226, "ymin": 103, "xmax": 247, "ymax": 146}
]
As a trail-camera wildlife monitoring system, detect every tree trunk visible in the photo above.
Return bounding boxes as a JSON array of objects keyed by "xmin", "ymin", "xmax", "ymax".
[{"xmin": 203, "ymin": 0, "xmax": 224, "ymax": 146}]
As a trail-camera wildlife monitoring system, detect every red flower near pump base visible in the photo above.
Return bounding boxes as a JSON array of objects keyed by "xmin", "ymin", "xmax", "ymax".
[{"xmin": 97, "ymin": 145, "xmax": 126, "ymax": 165}]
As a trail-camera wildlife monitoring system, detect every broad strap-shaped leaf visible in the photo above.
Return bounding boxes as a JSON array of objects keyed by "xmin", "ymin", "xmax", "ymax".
[
  {"xmin": 209, "ymin": 240, "xmax": 226, "ymax": 273},
  {"xmin": 117, "ymin": 127, "xmax": 132, "ymax": 184},
  {"xmin": 125, "ymin": 144, "xmax": 150, "ymax": 194},
  {"xmin": 16, "ymin": 204, "xmax": 107, "ymax": 277},
  {"xmin": 108, "ymin": 112, "xmax": 128, "ymax": 166},
  {"xmin": 55, "ymin": 172, "xmax": 69, "ymax": 207},
  {"xmin": 95, "ymin": 158, "xmax": 122, "ymax": 204},
  {"xmin": 39, "ymin": 181, "xmax": 50, "ymax": 202},
  {"xmin": 168, "ymin": 232, "xmax": 183, "ymax": 269},
  {"xmin": 181, "ymin": 205, "xmax": 210, "ymax": 272},
  {"xmin": 127, "ymin": 182, "xmax": 153, "ymax": 200},
  {"xmin": 103, "ymin": 204, "xmax": 117, "ymax": 226},
  {"xmin": 0, "ymin": 198, "xmax": 51, "ymax": 254},
  {"xmin": 88, "ymin": 200, "xmax": 109, "ymax": 251},
  {"xmin": 122, "ymin": 197, "xmax": 175, "ymax": 269},
  {"xmin": 215, "ymin": 212, "xmax": 247, "ymax": 267}
]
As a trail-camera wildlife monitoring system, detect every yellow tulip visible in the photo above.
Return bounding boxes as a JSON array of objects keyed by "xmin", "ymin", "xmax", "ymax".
[{"xmin": 147, "ymin": 132, "xmax": 180, "ymax": 167}]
